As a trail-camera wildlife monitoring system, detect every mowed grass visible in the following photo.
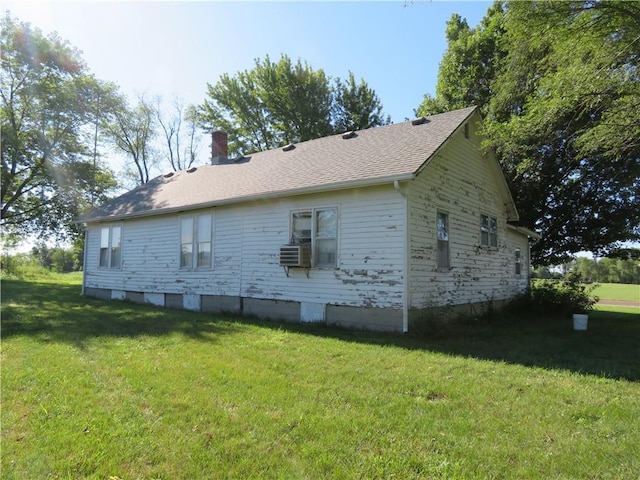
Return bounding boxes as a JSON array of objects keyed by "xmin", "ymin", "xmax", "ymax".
[
  {"xmin": 2, "ymin": 276, "xmax": 639, "ymax": 479},
  {"xmin": 593, "ymin": 282, "xmax": 640, "ymax": 303}
]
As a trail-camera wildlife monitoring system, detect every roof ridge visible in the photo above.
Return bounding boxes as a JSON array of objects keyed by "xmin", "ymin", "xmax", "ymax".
[{"xmin": 257, "ymin": 105, "xmax": 478, "ymax": 151}]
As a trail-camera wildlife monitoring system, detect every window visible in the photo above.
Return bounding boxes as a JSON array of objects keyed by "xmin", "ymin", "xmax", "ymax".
[
  {"xmin": 315, "ymin": 209, "xmax": 337, "ymax": 267},
  {"xmin": 180, "ymin": 217, "xmax": 194, "ymax": 268},
  {"xmin": 180, "ymin": 214, "xmax": 212, "ymax": 269},
  {"xmin": 197, "ymin": 214, "xmax": 212, "ymax": 268},
  {"xmin": 436, "ymin": 211, "xmax": 450, "ymax": 269},
  {"xmin": 99, "ymin": 227, "xmax": 109, "ymax": 267},
  {"xmin": 481, "ymin": 214, "xmax": 498, "ymax": 247},
  {"xmin": 110, "ymin": 226, "xmax": 122, "ymax": 267},
  {"xmin": 291, "ymin": 208, "xmax": 338, "ymax": 268},
  {"xmin": 292, "ymin": 211, "xmax": 312, "ymax": 245},
  {"xmin": 99, "ymin": 225, "xmax": 122, "ymax": 268},
  {"xmin": 515, "ymin": 248, "xmax": 522, "ymax": 275}
]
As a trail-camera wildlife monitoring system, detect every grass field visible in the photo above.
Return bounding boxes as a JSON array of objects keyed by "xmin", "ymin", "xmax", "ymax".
[
  {"xmin": 592, "ymin": 282, "xmax": 640, "ymax": 303},
  {"xmin": 2, "ymin": 275, "xmax": 639, "ymax": 479}
]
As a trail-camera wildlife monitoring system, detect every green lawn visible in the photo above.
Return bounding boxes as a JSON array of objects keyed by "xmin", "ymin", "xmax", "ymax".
[
  {"xmin": 592, "ymin": 282, "xmax": 640, "ymax": 302},
  {"xmin": 2, "ymin": 276, "xmax": 639, "ymax": 479}
]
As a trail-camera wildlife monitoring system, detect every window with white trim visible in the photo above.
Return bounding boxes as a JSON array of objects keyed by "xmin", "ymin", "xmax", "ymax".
[
  {"xmin": 436, "ymin": 211, "xmax": 450, "ymax": 269},
  {"xmin": 291, "ymin": 207, "xmax": 338, "ymax": 268},
  {"xmin": 480, "ymin": 214, "xmax": 498, "ymax": 247},
  {"xmin": 180, "ymin": 213, "xmax": 212, "ymax": 269},
  {"xmin": 99, "ymin": 225, "xmax": 122, "ymax": 268},
  {"xmin": 515, "ymin": 248, "xmax": 522, "ymax": 275}
]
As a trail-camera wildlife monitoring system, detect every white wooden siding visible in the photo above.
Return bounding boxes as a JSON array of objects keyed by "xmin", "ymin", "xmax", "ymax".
[
  {"xmin": 84, "ymin": 185, "xmax": 405, "ymax": 310},
  {"xmin": 408, "ymin": 120, "xmax": 529, "ymax": 308}
]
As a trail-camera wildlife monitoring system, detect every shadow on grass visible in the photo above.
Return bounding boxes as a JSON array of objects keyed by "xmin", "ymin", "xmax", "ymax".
[
  {"xmin": 406, "ymin": 310, "xmax": 640, "ymax": 382},
  {"xmin": 269, "ymin": 308, "xmax": 640, "ymax": 382},
  {"xmin": 3, "ymin": 278, "xmax": 639, "ymax": 381},
  {"xmin": 1, "ymin": 279, "xmax": 241, "ymax": 349},
  {"xmin": 244, "ymin": 307, "xmax": 640, "ymax": 383}
]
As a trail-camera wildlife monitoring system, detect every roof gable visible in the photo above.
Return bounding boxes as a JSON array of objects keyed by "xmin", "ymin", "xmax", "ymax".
[{"xmin": 80, "ymin": 106, "xmax": 482, "ymax": 222}]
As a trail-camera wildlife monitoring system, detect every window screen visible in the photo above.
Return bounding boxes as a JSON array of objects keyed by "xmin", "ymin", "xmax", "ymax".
[
  {"xmin": 180, "ymin": 217, "xmax": 194, "ymax": 268},
  {"xmin": 437, "ymin": 212, "xmax": 450, "ymax": 269}
]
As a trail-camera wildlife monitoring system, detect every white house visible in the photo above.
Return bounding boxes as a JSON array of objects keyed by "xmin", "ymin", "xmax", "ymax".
[{"xmin": 78, "ymin": 106, "xmax": 539, "ymax": 333}]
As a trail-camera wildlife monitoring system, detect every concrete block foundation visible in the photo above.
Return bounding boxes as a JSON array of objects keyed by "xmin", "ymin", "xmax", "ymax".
[
  {"xmin": 83, "ymin": 288, "xmax": 404, "ymax": 333},
  {"xmin": 326, "ymin": 304, "xmax": 403, "ymax": 332},
  {"xmin": 202, "ymin": 295, "xmax": 242, "ymax": 314},
  {"xmin": 243, "ymin": 298, "xmax": 300, "ymax": 323}
]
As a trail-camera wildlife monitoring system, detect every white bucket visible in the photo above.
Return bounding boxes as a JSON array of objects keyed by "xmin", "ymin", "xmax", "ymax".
[{"xmin": 573, "ymin": 314, "xmax": 588, "ymax": 331}]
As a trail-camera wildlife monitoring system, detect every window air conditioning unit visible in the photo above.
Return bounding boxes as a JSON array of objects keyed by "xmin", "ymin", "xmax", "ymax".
[{"xmin": 279, "ymin": 245, "xmax": 311, "ymax": 268}]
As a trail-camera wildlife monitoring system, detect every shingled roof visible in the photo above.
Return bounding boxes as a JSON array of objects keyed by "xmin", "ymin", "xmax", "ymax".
[{"xmin": 79, "ymin": 106, "xmax": 478, "ymax": 223}]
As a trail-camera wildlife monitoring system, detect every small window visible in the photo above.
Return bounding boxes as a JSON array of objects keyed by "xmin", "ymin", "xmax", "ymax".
[
  {"xmin": 292, "ymin": 211, "xmax": 312, "ymax": 245},
  {"xmin": 180, "ymin": 217, "xmax": 194, "ymax": 268},
  {"xmin": 515, "ymin": 248, "xmax": 522, "ymax": 275},
  {"xmin": 315, "ymin": 209, "xmax": 337, "ymax": 267},
  {"xmin": 290, "ymin": 208, "xmax": 338, "ymax": 268},
  {"xmin": 481, "ymin": 214, "xmax": 498, "ymax": 247},
  {"xmin": 197, "ymin": 214, "xmax": 212, "ymax": 268},
  {"xmin": 436, "ymin": 211, "xmax": 450, "ymax": 269},
  {"xmin": 180, "ymin": 214, "xmax": 213, "ymax": 269},
  {"xmin": 110, "ymin": 226, "xmax": 122, "ymax": 268},
  {"xmin": 99, "ymin": 227, "xmax": 109, "ymax": 267},
  {"xmin": 99, "ymin": 225, "xmax": 122, "ymax": 268}
]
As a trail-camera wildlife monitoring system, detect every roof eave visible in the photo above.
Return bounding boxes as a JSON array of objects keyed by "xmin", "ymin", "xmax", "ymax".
[
  {"xmin": 507, "ymin": 224, "xmax": 542, "ymax": 241},
  {"xmin": 78, "ymin": 173, "xmax": 416, "ymax": 224}
]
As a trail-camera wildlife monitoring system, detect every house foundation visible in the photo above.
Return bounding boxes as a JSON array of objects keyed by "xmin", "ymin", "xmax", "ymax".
[{"xmin": 83, "ymin": 288, "xmax": 405, "ymax": 333}]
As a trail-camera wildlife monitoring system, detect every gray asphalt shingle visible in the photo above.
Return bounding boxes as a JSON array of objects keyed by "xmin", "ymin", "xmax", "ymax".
[{"xmin": 79, "ymin": 106, "xmax": 476, "ymax": 222}]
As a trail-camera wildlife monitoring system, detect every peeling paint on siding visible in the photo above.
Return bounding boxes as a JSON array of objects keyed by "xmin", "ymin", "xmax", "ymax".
[
  {"xmin": 408, "ymin": 128, "xmax": 530, "ymax": 308},
  {"xmin": 85, "ymin": 186, "xmax": 406, "ymax": 311}
]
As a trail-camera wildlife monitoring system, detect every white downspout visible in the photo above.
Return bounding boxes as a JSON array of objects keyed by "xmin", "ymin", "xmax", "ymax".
[
  {"xmin": 394, "ymin": 180, "xmax": 409, "ymax": 333},
  {"xmin": 81, "ymin": 227, "xmax": 88, "ymax": 295}
]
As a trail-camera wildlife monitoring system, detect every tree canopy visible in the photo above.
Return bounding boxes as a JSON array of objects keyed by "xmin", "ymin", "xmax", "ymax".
[
  {"xmin": 572, "ymin": 255, "xmax": 640, "ymax": 285},
  {"xmin": 1, "ymin": 14, "xmax": 119, "ymax": 240},
  {"xmin": 417, "ymin": 1, "xmax": 640, "ymax": 265},
  {"xmin": 105, "ymin": 93, "xmax": 158, "ymax": 186},
  {"xmin": 199, "ymin": 54, "xmax": 390, "ymax": 157},
  {"xmin": 418, "ymin": 3, "xmax": 507, "ymax": 117},
  {"xmin": 333, "ymin": 72, "xmax": 391, "ymax": 133}
]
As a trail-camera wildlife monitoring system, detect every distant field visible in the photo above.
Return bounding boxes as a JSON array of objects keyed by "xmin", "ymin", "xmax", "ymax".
[{"xmin": 592, "ymin": 283, "xmax": 640, "ymax": 302}]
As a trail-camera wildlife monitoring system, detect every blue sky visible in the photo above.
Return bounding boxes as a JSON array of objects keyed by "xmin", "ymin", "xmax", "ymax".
[{"xmin": 6, "ymin": 1, "xmax": 491, "ymax": 124}]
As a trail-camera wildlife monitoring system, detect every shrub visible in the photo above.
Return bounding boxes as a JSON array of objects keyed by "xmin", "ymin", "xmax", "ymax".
[
  {"xmin": 0, "ymin": 252, "xmax": 54, "ymax": 280},
  {"xmin": 509, "ymin": 277, "xmax": 599, "ymax": 317},
  {"xmin": 1, "ymin": 252, "xmax": 19, "ymax": 278},
  {"xmin": 50, "ymin": 248, "xmax": 75, "ymax": 273}
]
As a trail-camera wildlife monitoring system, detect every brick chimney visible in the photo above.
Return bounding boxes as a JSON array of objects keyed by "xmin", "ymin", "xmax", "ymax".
[{"xmin": 211, "ymin": 130, "xmax": 228, "ymax": 165}]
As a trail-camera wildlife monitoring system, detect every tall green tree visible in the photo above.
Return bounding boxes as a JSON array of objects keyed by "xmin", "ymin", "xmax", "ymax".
[
  {"xmin": 416, "ymin": 1, "xmax": 640, "ymax": 265},
  {"xmin": 105, "ymin": 94, "xmax": 158, "ymax": 186},
  {"xmin": 573, "ymin": 255, "xmax": 640, "ymax": 284},
  {"xmin": 333, "ymin": 71, "xmax": 391, "ymax": 132},
  {"xmin": 417, "ymin": 4, "xmax": 507, "ymax": 117},
  {"xmin": 256, "ymin": 55, "xmax": 334, "ymax": 146},
  {"xmin": 488, "ymin": 1, "xmax": 640, "ymax": 264},
  {"xmin": 1, "ymin": 14, "xmax": 119, "ymax": 240},
  {"xmin": 201, "ymin": 69, "xmax": 272, "ymax": 156},
  {"xmin": 199, "ymin": 54, "xmax": 389, "ymax": 157}
]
